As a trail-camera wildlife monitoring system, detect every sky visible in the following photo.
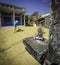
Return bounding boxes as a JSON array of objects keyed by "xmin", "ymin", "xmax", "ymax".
[{"xmin": 0, "ymin": 0, "xmax": 50, "ymax": 15}]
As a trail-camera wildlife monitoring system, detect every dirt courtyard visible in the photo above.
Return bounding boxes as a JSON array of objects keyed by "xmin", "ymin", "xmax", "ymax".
[{"xmin": 0, "ymin": 26, "xmax": 49, "ymax": 65}]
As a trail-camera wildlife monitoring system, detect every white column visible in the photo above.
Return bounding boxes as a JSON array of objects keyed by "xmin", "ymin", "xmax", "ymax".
[
  {"xmin": 24, "ymin": 14, "xmax": 25, "ymax": 26},
  {"xmin": 12, "ymin": 12, "xmax": 15, "ymax": 22},
  {"xmin": 0, "ymin": 11, "xmax": 1, "ymax": 27},
  {"xmin": 20, "ymin": 15, "xmax": 22, "ymax": 25}
]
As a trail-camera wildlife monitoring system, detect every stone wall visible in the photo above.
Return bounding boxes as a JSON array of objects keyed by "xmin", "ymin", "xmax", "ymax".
[{"xmin": 48, "ymin": 0, "xmax": 60, "ymax": 64}]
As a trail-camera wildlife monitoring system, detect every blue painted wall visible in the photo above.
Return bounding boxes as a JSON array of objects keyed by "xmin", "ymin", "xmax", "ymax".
[{"xmin": 2, "ymin": 16, "xmax": 22, "ymax": 26}]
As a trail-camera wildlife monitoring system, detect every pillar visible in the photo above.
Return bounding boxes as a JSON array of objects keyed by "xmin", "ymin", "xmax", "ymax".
[
  {"xmin": 24, "ymin": 14, "xmax": 25, "ymax": 26},
  {"xmin": 12, "ymin": 12, "xmax": 15, "ymax": 22},
  {"xmin": 20, "ymin": 15, "xmax": 22, "ymax": 25},
  {"xmin": 0, "ymin": 11, "xmax": 1, "ymax": 27}
]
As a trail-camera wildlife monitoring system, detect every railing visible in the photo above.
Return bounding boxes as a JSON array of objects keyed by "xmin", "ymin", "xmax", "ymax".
[
  {"xmin": 0, "ymin": 6, "xmax": 14, "ymax": 11},
  {"xmin": 0, "ymin": 6, "xmax": 25, "ymax": 12}
]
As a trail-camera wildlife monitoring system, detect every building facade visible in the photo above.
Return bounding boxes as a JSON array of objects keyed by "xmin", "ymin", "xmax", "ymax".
[
  {"xmin": 41, "ymin": 13, "xmax": 50, "ymax": 28},
  {"xmin": 0, "ymin": 3, "xmax": 26, "ymax": 27}
]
